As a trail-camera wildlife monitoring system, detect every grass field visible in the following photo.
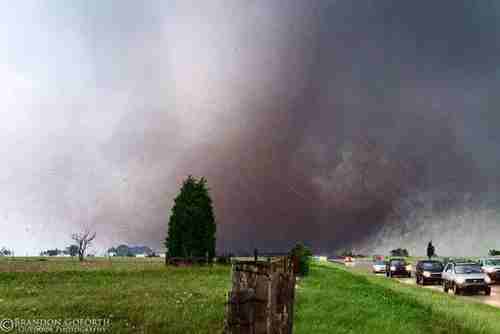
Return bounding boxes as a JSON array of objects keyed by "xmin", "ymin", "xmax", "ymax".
[
  {"xmin": 2, "ymin": 257, "xmax": 500, "ymax": 333},
  {"xmin": 0, "ymin": 257, "xmax": 231, "ymax": 333},
  {"xmin": 294, "ymin": 262, "xmax": 500, "ymax": 334}
]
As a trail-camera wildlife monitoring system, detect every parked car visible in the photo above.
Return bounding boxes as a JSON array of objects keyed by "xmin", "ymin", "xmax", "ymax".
[
  {"xmin": 479, "ymin": 257, "xmax": 500, "ymax": 284},
  {"xmin": 372, "ymin": 260, "xmax": 386, "ymax": 274},
  {"xmin": 442, "ymin": 262, "xmax": 491, "ymax": 295},
  {"xmin": 344, "ymin": 256, "xmax": 353, "ymax": 263},
  {"xmin": 386, "ymin": 258, "xmax": 411, "ymax": 278},
  {"xmin": 344, "ymin": 256, "xmax": 356, "ymax": 267},
  {"xmin": 415, "ymin": 260, "xmax": 444, "ymax": 285}
]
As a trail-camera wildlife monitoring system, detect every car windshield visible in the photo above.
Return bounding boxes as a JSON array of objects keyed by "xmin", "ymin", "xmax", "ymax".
[
  {"xmin": 455, "ymin": 264, "xmax": 482, "ymax": 274},
  {"xmin": 422, "ymin": 262, "xmax": 443, "ymax": 270},
  {"xmin": 391, "ymin": 260, "xmax": 406, "ymax": 266},
  {"xmin": 485, "ymin": 259, "xmax": 500, "ymax": 266},
  {"xmin": 374, "ymin": 261, "xmax": 385, "ymax": 265}
]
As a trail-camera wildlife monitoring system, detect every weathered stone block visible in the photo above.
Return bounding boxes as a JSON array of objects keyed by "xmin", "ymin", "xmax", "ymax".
[{"xmin": 224, "ymin": 257, "xmax": 296, "ymax": 334}]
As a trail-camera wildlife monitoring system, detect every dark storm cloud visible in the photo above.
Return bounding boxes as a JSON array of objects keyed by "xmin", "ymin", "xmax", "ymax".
[
  {"xmin": 2, "ymin": 1, "xmax": 500, "ymax": 255},
  {"xmin": 373, "ymin": 1, "xmax": 500, "ymax": 73},
  {"xmin": 193, "ymin": 0, "xmax": 500, "ymax": 253}
]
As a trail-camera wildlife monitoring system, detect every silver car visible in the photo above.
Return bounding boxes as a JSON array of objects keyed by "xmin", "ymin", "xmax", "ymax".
[
  {"xmin": 479, "ymin": 257, "xmax": 500, "ymax": 283},
  {"xmin": 372, "ymin": 260, "xmax": 386, "ymax": 274},
  {"xmin": 442, "ymin": 262, "xmax": 491, "ymax": 295}
]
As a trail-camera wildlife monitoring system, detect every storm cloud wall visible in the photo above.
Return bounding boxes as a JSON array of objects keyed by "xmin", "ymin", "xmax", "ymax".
[{"xmin": 2, "ymin": 1, "xmax": 500, "ymax": 255}]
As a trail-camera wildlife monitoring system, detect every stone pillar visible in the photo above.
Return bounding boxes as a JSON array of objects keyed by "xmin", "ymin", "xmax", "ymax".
[{"xmin": 224, "ymin": 257, "xmax": 296, "ymax": 334}]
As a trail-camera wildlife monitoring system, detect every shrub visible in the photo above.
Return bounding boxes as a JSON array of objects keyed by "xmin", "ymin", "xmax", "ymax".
[
  {"xmin": 215, "ymin": 253, "xmax": 233, "ymax": 265},
  {"xmin": 340, "ymin": 250, "xmax": 354, "ymax": 257},
  {"xmin": 290, "ymin": 243, "xmax": 312, "ymax": 276},
  {"xmin": 390, "ymin": 248, "xmax": 409, "ymax": 257},
  {"xmin": 489, "ymin": 249, "xmax": 500, "ymax": 256}
]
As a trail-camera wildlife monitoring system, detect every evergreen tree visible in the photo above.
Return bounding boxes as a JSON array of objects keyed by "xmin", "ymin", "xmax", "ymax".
[
  {"xmin": 427, "ymin": 241, "xmax": 435, "ymax": 259},
  {"xmin": 166, "ymin": 176, "xmax": 216, "ymax": 259}
]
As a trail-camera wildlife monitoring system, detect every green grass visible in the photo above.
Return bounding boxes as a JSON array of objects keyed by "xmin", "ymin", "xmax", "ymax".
[
  {"xmin": 0, "ymin": 257, "xmax": 231, "ymax": 333},
  {"xmin": 295, "ymin": 262, "xmax": 500, "ymax": 334},
  {"xmin": 2, "ymin": 257, "xmax": 499, "ymax": 333}
]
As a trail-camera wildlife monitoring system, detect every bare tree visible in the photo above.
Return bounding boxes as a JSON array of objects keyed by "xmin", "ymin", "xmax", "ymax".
[{"xmin": 71, "ymin": 230, "xmax": 96, "ymax": 262}]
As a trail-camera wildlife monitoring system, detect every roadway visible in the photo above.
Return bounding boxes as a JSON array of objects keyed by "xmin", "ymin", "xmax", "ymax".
[{"xmin": 331, "ymin": 258, "xmax": 500, "ymax": 308}]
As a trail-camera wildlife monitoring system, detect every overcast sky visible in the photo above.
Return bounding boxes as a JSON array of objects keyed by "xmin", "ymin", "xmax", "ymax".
[{"xmin": 2, "ymin": 1, "xmax": 500, "ymax": 256}]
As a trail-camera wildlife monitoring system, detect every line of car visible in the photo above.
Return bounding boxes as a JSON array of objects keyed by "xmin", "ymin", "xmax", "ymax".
[{"xmin": 371, "ymin": 257, "xmax": 500, "ymax": 296}]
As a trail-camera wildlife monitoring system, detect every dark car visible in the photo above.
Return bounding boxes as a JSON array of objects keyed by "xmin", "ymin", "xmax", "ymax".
[
  {"xmin": 386, "ymin": 258, "xmax": 411, "ymax": 278},
  {"xmin": 415, "ymin": 260, "xmax": 444, "ymax": 285}
]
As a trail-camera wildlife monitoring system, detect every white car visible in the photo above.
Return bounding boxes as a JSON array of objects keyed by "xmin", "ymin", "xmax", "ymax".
[
  {"xmin": 442, "ymin": 262, "xmax": 491, "ymax": 295},
  {"xmin": 372, "ymin": 261, "xmax": 386, "ymax": 274},
  {"xmin": 479, "ymin": 258, "xmax": 500, "ymax": 283}
]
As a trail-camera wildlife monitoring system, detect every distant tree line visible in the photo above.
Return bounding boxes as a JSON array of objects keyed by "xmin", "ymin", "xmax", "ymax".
[
  {"xmin": 489, "ymin": 249, "xmax": 500, "ymax": 256},
  {"xmin": 39, "ymin": 230, "xmax": 95, "ymax": 262},
  {"xmin": 40, "ymin": 245, "xmax": 79, "ymax": 257},
  {"xmin": 390, "ymin": 248, "xmax": 409, "ymax": 257},
  {"xmin": 40, "ymin": 249, "xmax": 63, "ymax": 256},
  {"xmin": 40, "ymin": 229, "xmax": 97, "ymax": 261},
  {"xmin": 340, "ymin": 250, "xmax": 354, "ymax": 257},
  {"xmin": 338, "ymin": 250, "xmax": 367, "ymax": 258},
  {"xmin": 0, "ymin": 247, "xmax": 12, "ymax": 256}
]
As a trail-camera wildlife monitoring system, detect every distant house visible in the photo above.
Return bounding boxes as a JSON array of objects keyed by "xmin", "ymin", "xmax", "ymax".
[
  {"xmin": 40, "ymin": 249, "xmax": 64, "ymax": 257},
  {"xmin": 156, "ymin": 247, "xmax": 167, "ymax": 258},
  {"xmin": 107, "ymin": 245, "xmax": 154, "ymax": 257},
  {"xmin": 128, "ymin": 246, "xmax": 153, "ymax": 257}
]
